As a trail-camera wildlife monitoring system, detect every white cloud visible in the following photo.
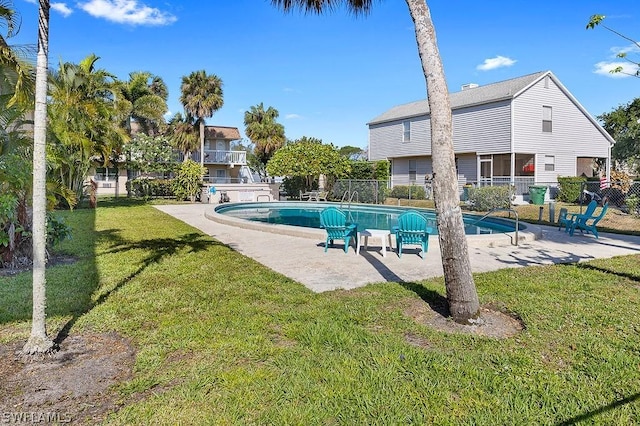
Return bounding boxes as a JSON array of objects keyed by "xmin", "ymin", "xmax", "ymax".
[
  {"xmin": 52, "ymin": 3, "xmax": 73, "ymax": 17},
  {"xmin": 593, "ymin": 61, "xmax": 638, "ymax": 78},
  {"xmin": 78, "ymin": 0, "xmax": 177, "ymax": 26},
  {"xmin": 476, "ymin": 55, "xmax": 517, "ymax": 71},
  {"xmin": 23, "ymin": 0, "xmax": 36, "ymax": 4},
  {"xmin": 285, "ymin": 114, "xmax": 302, "ymax": 120},
  {"xmin": 611, "ymin": 44, "xmax": 640, "ymax": 56}
]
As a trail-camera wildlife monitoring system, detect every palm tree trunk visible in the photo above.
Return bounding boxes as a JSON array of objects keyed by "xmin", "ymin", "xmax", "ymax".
[
  {"xmin": 199, "ymin": 119, "xmax": 205, "ymax": 167},
  {"xmin": 24, "ymin": 0, "xmax": 54, "ymax": 354},
  {"xmin": 406, "ymin": 0, "xmax": 479, "ymax": 323}
]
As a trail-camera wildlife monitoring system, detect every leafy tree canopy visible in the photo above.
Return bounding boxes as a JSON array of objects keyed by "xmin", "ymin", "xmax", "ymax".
[
  {"xmin": 598, "ymin": 97, "xmax": 640, "ymax": 173},
  {"xmin": 338, "ymin": 145, "xmax": 366, "ymax": 160},
  {"xmin": 266, "ymin": 137, "xmax": 351, "ymax": 189},
  {"xmin": 125, "ymin": 134, "xmax": 177, "ymax": 176},
  {"xmin": 587, "ymin": 14, "xmax": 639, "ymax": 78}
]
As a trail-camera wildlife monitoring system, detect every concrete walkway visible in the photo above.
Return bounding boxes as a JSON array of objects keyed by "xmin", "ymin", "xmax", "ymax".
[{"xmin": 155, "ymin": 204, "xmax": 640, "ymax": 293}]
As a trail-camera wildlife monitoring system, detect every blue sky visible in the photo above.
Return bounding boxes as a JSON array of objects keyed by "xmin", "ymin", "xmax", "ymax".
[{"xmin": 12, "ymin": 0, "xmax": 640, "ymax": 149}]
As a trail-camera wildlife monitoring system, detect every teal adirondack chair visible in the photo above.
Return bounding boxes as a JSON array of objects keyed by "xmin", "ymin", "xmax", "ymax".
[
  {"xmin": 319, "ymin": 207, "xmax": 358, "ymax": 253},
  {"xmin": 569, "ymin": 203, "xmax": 609, "ymax": 238},
  {"xmin": 393, "ymin": 210, "xmax": 431, "ymax": 259},
  {"xmin": 560, "ymin": 200, "xmax": 598, "ymax": 232}
]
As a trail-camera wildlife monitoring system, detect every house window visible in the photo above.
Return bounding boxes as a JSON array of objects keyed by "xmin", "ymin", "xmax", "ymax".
[
  {"xmin": 95, "ymin": 167, "xmax": 117, "ymax": 181},
  {"xmin": 403, "ymin": 121, "xmax": 411, "ymax": 142},
  {"xmin": 544, "ymin": 155, "xmax": 555, "ymax": 172},
  {"xmin": 409, "ymin": 160, "xmax": 417, "ymax": 182},
  {"xmin": 542, "ymin": 106, "xmax": 552, "ymax": 133}
]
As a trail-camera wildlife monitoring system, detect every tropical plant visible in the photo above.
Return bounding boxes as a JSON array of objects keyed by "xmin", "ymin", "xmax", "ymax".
[
  {"xmin": 115, "ymin": 71, "xmax": 168, "ymax": 136},
  {"xmin": 266, "ymin": 137, "xmax": 351, "ymax": 192},
  {"xmin": 0, "ymin": 0, "xmax": 35, "ymax": 107},
  {"xmin": 47, "ymin": 54, "xmax": 128, "ymax": 205},
  {"xmin": 271, "ymin": 0, "xmax": 480, "ymax": 323},
  {"xmin": 179, "ymin": 70, "xmax": 224, "ymax": 166},
  {"xmin": 172, "ymin": 159, "xmax": 205, "ymax": 202},
  {"xmin": 244, "ymin": 102, "xmax": 285, "ymax": 176},
  {"xmin": 166, "ymin": 112, "xmax": 198, "ymax": 160}
]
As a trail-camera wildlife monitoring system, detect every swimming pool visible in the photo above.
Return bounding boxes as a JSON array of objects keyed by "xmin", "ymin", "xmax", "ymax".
[{"xmin": 214, "ymin": 202, "xmax": 524, "ymax": 235}]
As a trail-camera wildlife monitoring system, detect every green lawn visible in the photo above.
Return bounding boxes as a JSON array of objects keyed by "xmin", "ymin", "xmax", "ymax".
[{"xmin": 1, "ymin": 200, "xmax": 639, "ymax": 424}]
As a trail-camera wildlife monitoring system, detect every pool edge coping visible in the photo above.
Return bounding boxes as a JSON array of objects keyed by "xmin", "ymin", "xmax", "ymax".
[{"xmin": 204, "ymin": 203, "xmax": 543, "ymax": 248}]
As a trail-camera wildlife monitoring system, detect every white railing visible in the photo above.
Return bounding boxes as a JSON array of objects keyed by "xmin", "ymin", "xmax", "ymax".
[
  {"xmin": 190, "ymin": 150, "xmax": 247, "ymax": 165},
  {"xmin": 477, "ymin": 176, "xmax": 535, "ymax": 195}
]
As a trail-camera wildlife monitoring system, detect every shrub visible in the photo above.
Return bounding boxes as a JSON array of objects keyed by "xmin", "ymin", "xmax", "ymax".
[
  {"xmin": 46, "ymin": 213, "xmax": 72, "ymax": 248},
  {"xmin": 389, "ymin": 185, "xmax": 426, "ymax": 200},
  {"xmin": 557, "ymin": 176, "xmax": 586, "ymax": 203},
  {"xmin": 127, "ymin": 178, "xmax": 174, "ymax": 198},
  {"xmin": 172, "ymin": 160, "xmax": 206, "ymax": 202},
  {"xmin": 625, "ymin": 195, "xmax": 640, "ymax": 216},
  {"xmin": 467, "ymin": 186, "xmax": 512, "ymax": 211}
]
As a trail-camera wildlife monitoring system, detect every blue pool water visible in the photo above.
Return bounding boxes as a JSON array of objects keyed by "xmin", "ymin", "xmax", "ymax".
[{"xmin": 214, "ymin": 202, "xmax": 522, "ymax": 235}]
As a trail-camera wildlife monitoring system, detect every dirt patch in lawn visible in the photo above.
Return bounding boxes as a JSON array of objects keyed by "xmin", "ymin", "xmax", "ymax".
[
  {"xmin": 404, "ymin": 298, "xmax": 524, "ymax": 340},
  {"xmin": 0, "ymin": 332, "xmax": 135, "ymax": 425}
]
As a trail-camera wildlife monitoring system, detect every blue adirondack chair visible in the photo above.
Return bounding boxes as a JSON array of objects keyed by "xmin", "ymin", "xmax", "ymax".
[
  {"xmin": 569, "ymin": 203, "xmax": 609, "ymax": 238},
  {"xmin": 319, "ymin": 207, "xmax": 358, "ymax": 253},
  {"xmin": 560, "ymin": 200, "xmax": 598, "ymax": 232},
  {"xmin": 393, "ymin": 210, "xmax": 431, "ymax": 259}
]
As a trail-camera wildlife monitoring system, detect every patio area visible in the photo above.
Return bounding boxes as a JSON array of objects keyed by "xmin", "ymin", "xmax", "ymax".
[{"xmin": 155, "ymin": 203, "xmax": 640, "ymax": 293}]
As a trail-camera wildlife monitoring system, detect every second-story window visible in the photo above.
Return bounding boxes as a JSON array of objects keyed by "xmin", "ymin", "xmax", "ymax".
[
  {"xmin": 542, "ymin": 106, "xmax": 552, "ymax": 133},
  {"xmin": 403, "ymin": 120, "xmax": 411, "ymax": 142}
]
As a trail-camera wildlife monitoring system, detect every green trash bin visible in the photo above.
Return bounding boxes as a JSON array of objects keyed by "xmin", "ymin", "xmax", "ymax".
[{"xmin": 529, "ymin": 185, "xmax": 547, "ymax": 205}]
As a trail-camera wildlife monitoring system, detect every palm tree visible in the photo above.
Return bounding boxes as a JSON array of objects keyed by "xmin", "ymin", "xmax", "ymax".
[
  {"xmin": 23, "ymin": 0, "xmax": 53, "ymax": 354},
  {"xmin": 179, "ymin": 70, "xmax": 223, "ymax": 167},
  {"xmin": 115, "ymin": 71, "xmax": 168, "ymax": 137},
  {"xmin": 244, "ymin": 102, "xmax": 285, "ymax": 175},
  {"xmin": 166, "ymin": 111, "xmax": 198, "ymax": 160},
  {"xmin": 47, "ymin": 54, "xmax": 127, "ymax": 203},
  {"xmin": 0, "ymin": 0, "xmax": 35, "ymax": 107},
  {"xmin": 271, "ymin": 0, "xmax": 480, "ymax": 323}
]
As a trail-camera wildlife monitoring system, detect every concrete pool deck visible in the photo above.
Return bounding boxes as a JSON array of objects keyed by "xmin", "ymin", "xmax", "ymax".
[{"xmin": 155, "ymin": 204, "xmax": 640, "ymax": 293}]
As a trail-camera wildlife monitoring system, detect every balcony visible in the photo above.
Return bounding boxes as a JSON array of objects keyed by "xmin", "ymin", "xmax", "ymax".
[{"xmin": 191, "ymin": 150, "xmax": 246, "ymax": 165}]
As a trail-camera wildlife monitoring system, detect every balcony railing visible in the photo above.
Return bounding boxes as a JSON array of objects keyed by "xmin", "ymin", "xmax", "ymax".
[
  {"xmin": 190, "ymin": 150, "xmax": 246, "ymax": 165},
  {"xmin": 476, "ymin": 176, "xmax": 535, "ymax": 195}
]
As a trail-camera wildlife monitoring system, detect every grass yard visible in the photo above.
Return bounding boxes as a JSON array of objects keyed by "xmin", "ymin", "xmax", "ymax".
[{"xmin": 1, "ymin": 199, "xmax": 639, "ymax": 424}]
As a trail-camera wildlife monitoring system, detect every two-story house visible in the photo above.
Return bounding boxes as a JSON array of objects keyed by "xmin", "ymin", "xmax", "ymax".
[
  {"xmin": 190, "ymin": 126, "xmax": 253, "ymax": 184},
  {"xmin": 92, "ymin": 125, "xmax": 269, "ymax": 200},
  {"xmin": 367, "ymin": 71, "xmax": 615, "ymax": 200}
]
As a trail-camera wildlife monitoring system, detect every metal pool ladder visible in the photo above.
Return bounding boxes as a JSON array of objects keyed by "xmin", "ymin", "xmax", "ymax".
[
  {"xmin": 340, "ymin": 190, "xmax": 359, "ymax": 222},
  {"xmin": 469, "ymin": 207, "xmax": 519, "ymax": 246}
]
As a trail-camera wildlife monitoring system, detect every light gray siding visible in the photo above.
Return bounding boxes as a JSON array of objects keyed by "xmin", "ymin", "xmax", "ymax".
[
  {"xmin": 452, "ymin": 101, "xmax": 511, "ymax": 154},
  {"xmin": 456, "ymin": 154, "xmax": 477, "ymax": 183},
  {"xmin": 369, "ymin": 119, "xmax": 431, "ymax": 161},
  {"xmin": 390, "ymin": 157, "xmax": 432, "ymax": 186},
  {"xmin": 512, "ymin": 77, "xmax": 610, "ymax": 159},
  {"xmin": 369, "ymin": 100, "xmax": 511, "ymax": 160}
]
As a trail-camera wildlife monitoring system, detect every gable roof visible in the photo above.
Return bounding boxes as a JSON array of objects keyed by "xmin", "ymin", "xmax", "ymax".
[
  {"xmin": 368, "ymin": 71, "xmax": 549, "ymax": 125},
  {"xmin": 205, "ymin": 126, "xmax": 241, "ymax": 140}
]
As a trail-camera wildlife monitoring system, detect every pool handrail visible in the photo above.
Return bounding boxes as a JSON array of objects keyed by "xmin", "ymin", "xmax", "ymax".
[{"xmin": 468, "ymin": 207, "xmax": 519, "ymax": 246}]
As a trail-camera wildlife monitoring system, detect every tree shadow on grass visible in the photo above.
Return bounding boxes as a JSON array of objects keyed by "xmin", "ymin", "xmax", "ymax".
[
  {"xmin": 399, "ymin": 281, "xmax": 450, "ymax": 317},
  {"xmin": 54, "ymin": 232, "xmax": 222, "ymax": 345},
  {"xmin": 556, "ymin": 392, "xmax": 640, "ymax": 425},
  {"xmin": 569, "ymin": 262, "xmax": 640, "ymax": 283}
]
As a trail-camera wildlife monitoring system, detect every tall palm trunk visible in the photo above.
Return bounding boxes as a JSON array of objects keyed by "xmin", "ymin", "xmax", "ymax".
[
  {"xmin": 199, "ymin": 119, "xmax": 205, "ymax": 167},
  {"xmin": 406, "ymin": 0, "xmax": 479, "ymax": 323},
  {"xmin": 24, "ymin": 0, "xmax": 54, "ymax": 354}
]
